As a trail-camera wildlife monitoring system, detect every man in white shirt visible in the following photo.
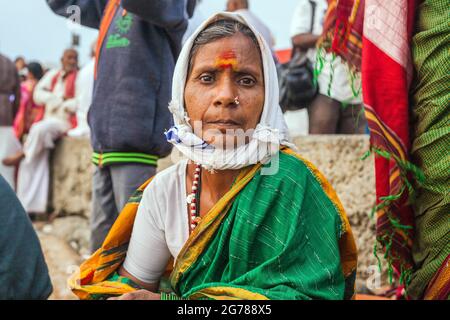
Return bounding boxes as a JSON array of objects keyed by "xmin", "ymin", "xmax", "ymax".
[
  {"xmin": 290, "ymin": 0, "xmax": 366, "ymax": 134},
  {"xmin": 290, "ymin": 0, "xmax": 327, "ymax": 62},
  {"xmin": 2, "ymin": 48, "xmax": 79, "ymax": 217},
  {"xmin": 284, "ymin": 0, "xmax": 327, "ymax": 136},
  {"xmin": 182, "ymin": 0, "xmax": 204, "ymax": 44},
  {"xmin": 68, "ymin": 43, "xmax": 96, "ymax": 138},
  {"xmin": 226, "ymin": 0, "xmax": 275, "ymax": 51}
]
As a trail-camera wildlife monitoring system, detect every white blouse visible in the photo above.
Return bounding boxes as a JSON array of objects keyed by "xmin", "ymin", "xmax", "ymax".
[{"xmin": 122, "ymin": 159, "xmax": 190, "ymax": 284}]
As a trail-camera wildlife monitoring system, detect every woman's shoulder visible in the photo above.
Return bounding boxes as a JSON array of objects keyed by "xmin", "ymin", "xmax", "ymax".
[
  {"xmin": 144, "ymin": 159, "xmax": 187, "ymax": 194},
  {"xmin": 261, "ymin": 147, "xmax": 346, "ymax": 212},
  {"xmin": 135, "ymin": 160, "xmax": 187, "ymax": 223},
  {"xmin": 268, "ymin": 147, "xmax": 324, "ymax": 182},
  {"xmin": 276, "ymin": 147, "xmax": 339, "ymax": 195},
  {"xmin": 277, "ymin": 147, "xmax": 348, "ymax": 228}
]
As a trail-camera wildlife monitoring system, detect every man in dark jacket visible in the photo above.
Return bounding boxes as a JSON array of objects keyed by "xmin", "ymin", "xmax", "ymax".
[
  {"xmin": 0, "ymin": 174, "xmax": 53, "ymax": 299},
  {"xmin": 47, "ymin": 0, "xmax": 194, "ymax": 252}
]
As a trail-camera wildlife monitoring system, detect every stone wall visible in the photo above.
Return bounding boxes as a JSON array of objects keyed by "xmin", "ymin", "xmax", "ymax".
[
  {"xmin": 48, "ymin": 135, "xmax": 386, "ymax": 292},
  {"xmin": 50, "ymin": 138, "xmax": 93, "ymax": 216}
]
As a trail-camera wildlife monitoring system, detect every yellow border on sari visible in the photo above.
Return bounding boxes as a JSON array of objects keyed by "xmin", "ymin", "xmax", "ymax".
[
  {"xmin": 188, "ymin": 286, "xmax": 269, "ymax": 300},
  {"xmin": 68, "ymin": 177, "xmax": 155, "ymax": 298}
]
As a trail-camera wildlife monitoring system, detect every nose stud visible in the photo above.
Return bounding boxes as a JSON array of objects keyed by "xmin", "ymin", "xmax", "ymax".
[{"xmin": 234, "ymin": 96, "xmax": 240, "ymax": 105}]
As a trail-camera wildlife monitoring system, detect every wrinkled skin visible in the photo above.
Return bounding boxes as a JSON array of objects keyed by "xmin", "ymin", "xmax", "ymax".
[
  {"xmin": 184, "ymin": 32, "xmax": 264, "ymax": 148},
  {"xmin": 61, "ymin": 49, "xmax": 78, "ymax": 74}
]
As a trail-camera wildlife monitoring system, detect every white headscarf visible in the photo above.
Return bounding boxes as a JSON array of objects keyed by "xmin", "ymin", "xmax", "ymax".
[{"xmin": 165, "ymin": 12, "xmax": 295, "ymax": 171}]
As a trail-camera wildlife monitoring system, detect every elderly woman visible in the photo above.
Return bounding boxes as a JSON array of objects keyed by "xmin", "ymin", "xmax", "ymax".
[{"xmin": 69, "ymin": 13, "xmax": 357, "ymax": 300}]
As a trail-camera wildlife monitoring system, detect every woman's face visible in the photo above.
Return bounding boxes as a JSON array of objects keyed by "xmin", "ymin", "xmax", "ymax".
[{"xmin": 184, "ymin": 32, "xmax": 264, "ymax": 148}]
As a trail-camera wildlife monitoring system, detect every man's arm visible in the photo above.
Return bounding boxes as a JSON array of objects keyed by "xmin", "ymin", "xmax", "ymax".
[
  {"xmin": 290, "ymin": 0, "xmax": 318, "ymax": 51},
  {"xmin": 121, "ymin": 0, "xmax": 188, "ymax": 30},
  {"xmin": 33, "ymin": 70, "xmax": 62, "ymax": 110},
  {"xmin": 46, "ymin": 0, "xmax": 108, "ymax": 29},
  {"xmin": 291, "ymin": 33, "xmax": 320, "ymax": 51},
  {"xmin": 118, "ymin": 265, "xmax": 159, "ymax": 293},
  {"xmin": 61, "ymin": 97, "xmax": 79, "ymax": 113}
]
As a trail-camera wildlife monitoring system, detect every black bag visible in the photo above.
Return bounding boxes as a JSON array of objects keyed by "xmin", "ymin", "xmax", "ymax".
[{"xmin": 278, "ymin": 0, "xmax": 318, "ymax": 112}]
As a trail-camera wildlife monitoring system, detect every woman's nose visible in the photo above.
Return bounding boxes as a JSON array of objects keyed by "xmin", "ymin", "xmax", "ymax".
[{"xmin": 213, "ymin": 77, "xmax": 237, "ymax": 108}]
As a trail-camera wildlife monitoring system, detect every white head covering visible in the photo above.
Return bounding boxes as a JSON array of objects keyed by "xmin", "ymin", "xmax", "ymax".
[{"xmin": 165, "ymin": 12, "xmax": 295, "ymax": 171}]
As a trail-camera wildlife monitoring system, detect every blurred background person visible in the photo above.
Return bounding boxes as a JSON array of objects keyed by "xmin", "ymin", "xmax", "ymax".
[
  {"xmin": 14, "ymin": 56, "xmax": 26, "ymax": 72},
  {"xmin": 294, "ymin": 0, "xmax": 367, "ymax": 134},
  {"xmin": 226, "ymin": 0, "xmax": 276, "ymax": 52},
  {"xmin": 284, "ymin": 0, "xmax": 327, "ymax": 137},
  {"xmin": 68, "ymin": 41, "xmax": 96, "ymax": 138},
  {"xmin": 3, "ymin": 48, "xmax": 79, "ymax": 220},
  {"xmin": 0, "ymin": 52, "xmax": 21, "ymax": 189},
  {"xmin": 183, "ymin": 0, "xmax": 206, "ymax": 44},
  {"xmin": 14, "ymin": 56, "xmax": 27, "ymax": 82},
  {"xmin": 46, "ymin": 0, "xmax": 194, "ymax": 253},
  {"xmin": 13, "ymin": 62, "xmax": 45, "ymax": 142}
]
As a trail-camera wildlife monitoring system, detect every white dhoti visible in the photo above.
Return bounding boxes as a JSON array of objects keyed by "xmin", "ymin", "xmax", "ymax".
[
  {"xmin": 317, "ymin": 53, "xmax": 362, "ymax": 104},
  {"xmin": 17, "ymin": 118, "xmax": 69, "ymax": 213},
  {"xmin": 0, "ymin": 126, "xmax": 22, "ymax": 190}
]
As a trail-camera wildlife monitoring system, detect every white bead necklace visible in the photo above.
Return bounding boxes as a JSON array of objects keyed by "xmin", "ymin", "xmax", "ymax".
[{"xmin": 186, "ymin": 163, "xmax": 202, "ymax": 230}]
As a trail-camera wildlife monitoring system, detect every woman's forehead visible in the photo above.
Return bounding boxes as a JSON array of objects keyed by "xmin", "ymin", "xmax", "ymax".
[{"xmin": 192, "ymin": 34, "xmax": 261, "ymax": 69}]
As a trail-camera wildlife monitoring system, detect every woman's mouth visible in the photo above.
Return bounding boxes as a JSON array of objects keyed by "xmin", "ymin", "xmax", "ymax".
[
  {"xmin": 207, "ymin": 119, "xmax": 240, "ymax": 126},
  {"xmin": 204, "ymin": 120, "xmax": 242, "ymax": 135}
]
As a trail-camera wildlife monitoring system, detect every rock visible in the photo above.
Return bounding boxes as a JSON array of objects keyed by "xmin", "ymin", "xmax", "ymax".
[
  {"xmin": 49, "ymin": 216, "xmax": 90, "ymax": 256},
  {"xmin": 50, "ymin": 137, "xmax": 93, "ymax": 217},
  {"xmin": 293, "ymin": 135, "xmax": 384, "ymax": 289}
]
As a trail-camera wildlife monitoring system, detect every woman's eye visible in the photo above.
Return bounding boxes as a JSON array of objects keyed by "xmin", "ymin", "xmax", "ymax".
[
  {"xmin": 238, "ymin": 77, "xmax": 256, "ymax": 86},
  {"xmin": 199, "ymin": 75, "xmax": 214, "ymax": 83}
]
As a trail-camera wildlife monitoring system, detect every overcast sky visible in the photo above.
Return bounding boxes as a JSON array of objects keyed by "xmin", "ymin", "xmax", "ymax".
[{"xmin": 0, "ymin": 0, "xmax": 298, "ymax": 67}]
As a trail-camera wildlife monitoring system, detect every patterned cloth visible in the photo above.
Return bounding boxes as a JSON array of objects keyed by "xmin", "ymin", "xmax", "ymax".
[
  {"xmin": 68, "ymin": 148, "xmax": 358, "ymax": 300},
  {"xmin": 171, "ymin": 149, "xmax": 357, "ymax": 300},
  {"xmin": 408, "ymin": 0, "xmax": 450, "ymax": 300},
  {"xmin": 317, "ymin": 0, "xmax": 363, "ymax": 71},
  {"xmin": 318, "ymin": 0, "xmax": 449, "ymax": 299}
]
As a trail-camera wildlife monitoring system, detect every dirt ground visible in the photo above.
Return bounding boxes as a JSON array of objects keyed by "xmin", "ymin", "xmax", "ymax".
[{"xmin": 35, "ymin": 223, "xmax": 81, "ymax": 300}]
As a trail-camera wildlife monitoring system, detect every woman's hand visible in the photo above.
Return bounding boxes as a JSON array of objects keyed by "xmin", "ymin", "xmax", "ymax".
[{"xmin": 107, "ymin": 290, "xmax": 161, "ymax": 300}]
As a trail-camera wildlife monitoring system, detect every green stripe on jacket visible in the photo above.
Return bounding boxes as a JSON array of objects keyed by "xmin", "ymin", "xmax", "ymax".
[{"xmin": 92, "ymin": 152, "xmax": 158, "ymax": 167}]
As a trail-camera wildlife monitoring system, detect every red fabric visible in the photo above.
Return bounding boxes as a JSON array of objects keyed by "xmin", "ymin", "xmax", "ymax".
[
  {"xmin": 330, "ymin": 0, "xmax": 364, "ymax": 69},
  {"xmin": 275, "ymin": 49, "xmax": 292, "ymax": 64},
  {"xmin": 363, "ymin": 42, "xmax": 415, "ymax": 270},
  {"xmin": 13, "ymin": 81, "xmax": 44, "ymax": 139},
  {"xmin": 319, "ymin": 0, "xmax": 418, "ymax": 286},
  {"xmin": 50, "ymin": 70, "xmax": 78, "ymax": 129},
  {"xmin": 361, "ymin": 1, "xmax": 417, "ymax": 278}
]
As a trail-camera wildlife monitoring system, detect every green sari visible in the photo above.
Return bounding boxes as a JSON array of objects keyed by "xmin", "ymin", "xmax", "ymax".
[{"xmin": 69, "ymin": 148, "xmax": 357, "ymax": 300}]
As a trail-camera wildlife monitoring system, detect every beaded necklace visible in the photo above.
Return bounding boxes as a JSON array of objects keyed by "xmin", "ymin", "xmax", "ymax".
[{"xmin": 186, "ymin": 163, "xmax": 202, "ymax": 230}]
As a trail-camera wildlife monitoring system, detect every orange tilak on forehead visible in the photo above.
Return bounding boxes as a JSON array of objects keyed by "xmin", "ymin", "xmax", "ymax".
[{"xmin": 215, "ymin": 50, "xmax": 238, "ymax": 71}]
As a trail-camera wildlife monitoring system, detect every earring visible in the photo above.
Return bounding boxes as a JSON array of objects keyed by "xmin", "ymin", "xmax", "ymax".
[{"xmin": 234, "ymin": 96, "xmax": 240, "ymax": 105}]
